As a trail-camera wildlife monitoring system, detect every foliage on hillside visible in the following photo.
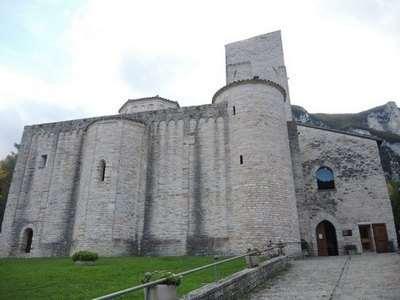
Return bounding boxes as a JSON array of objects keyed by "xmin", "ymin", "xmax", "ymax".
[
  {"xmin": 312, "ymin": 114, "xmax": 400, "ymax": 143},
  {"xmin": 310, "ymin": 103, "xmax": 393, "ymax": 131},
  {"xmin": 312, "ymin": 112, "xmax": 368, "ymax": 130},
  {"xmin": 367, "ymin": 128, "xmax": 400, "ymax": 143},
  {"xmin": 0, "ymin": 146, "xmax": 18, "ymax": 231},
  {"xmin": 387, "ymin": 181, "xmax": 400, "ymax": 246}
]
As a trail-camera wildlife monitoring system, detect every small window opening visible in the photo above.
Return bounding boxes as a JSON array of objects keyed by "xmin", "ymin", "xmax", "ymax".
[
  {"xmin": 232, "ymin": 106, "xmax": 236, "ymax": 115},
  {"xmin": 316, "ymin": 166, "xmax": 335, "ymax": 190},
  {"xmin": 22, "ymin": 228, "xmax": 33, "ymax": 253},
  {"xmin": 240, "ymin": 155, "xmax": 243, "ymax": 165},
  {"xmin": 253, "ymin": 76, "xmax": 259, "ymax": 80},
  {"xmin": 342, "ymin": 230, "xmax": 352, "ymax": 237},
  {"xmin": 99, "ymin": 160, "xmax": 106, "ymax": 182},
  {"xmin": 39, "ymin": 155, "xmax": 48, "ymax": 168}
]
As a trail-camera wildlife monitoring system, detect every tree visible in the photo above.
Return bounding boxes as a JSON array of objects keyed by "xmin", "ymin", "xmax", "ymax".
[
  {"xmin": 0, "ymin": 145, "xmax": 18, "ymax": 231},
  {"xmin": 387, "ymin": 180, "xmax": 400, "ymax": 247}
]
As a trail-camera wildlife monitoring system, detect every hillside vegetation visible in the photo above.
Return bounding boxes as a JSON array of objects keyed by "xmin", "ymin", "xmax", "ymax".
[{"xmin": 0, "ymin": 148, "xmax": 17, "ymax": 231}]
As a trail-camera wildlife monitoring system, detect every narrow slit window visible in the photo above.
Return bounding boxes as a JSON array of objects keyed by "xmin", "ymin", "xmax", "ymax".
[
  {"xmin": 232, "ymin": 106, "xmax": 236, "ymax": 115},
  {"xmin": 39, "ymin": 155, "xmax": 48, "ymax": 168},
  {"xmin": 240, "ymin": 155, "xmax": 243, "ymax": 165},
  {"xmin": 99, "ymin": 160, "xmax": 106, "ymax": 182}
]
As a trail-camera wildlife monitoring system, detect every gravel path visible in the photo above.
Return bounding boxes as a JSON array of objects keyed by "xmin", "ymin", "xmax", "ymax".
[{"xmin": 249, "ymin": 253, "xmax": 400, "ymax": 300}]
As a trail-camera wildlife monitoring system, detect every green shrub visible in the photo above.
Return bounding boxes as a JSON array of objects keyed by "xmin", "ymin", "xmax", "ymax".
[
  {"xmin": 72, "ymin": 251, "xmax": 98, "ymax": 262},
  {"xmin": 141, "ymin": 270, "xmax": 182, "ymax": 286},
  {"xmin": 301, "ymin": 239, "xmax": 310, "ymax": 252}
]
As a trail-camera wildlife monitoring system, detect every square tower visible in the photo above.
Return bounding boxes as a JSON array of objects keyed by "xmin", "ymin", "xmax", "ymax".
[{"xmin": 225, "ymin": 31, "xmax": 292, "ymax": 120}]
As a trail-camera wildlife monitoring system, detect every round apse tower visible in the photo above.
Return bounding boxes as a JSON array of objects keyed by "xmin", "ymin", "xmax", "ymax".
[
  {"xmin": 71, "ymin": 118, "xmax": 147, "ymax": 256},
  {"xmin": 213, "ymin": 79, "xmax": 301, "ymax": 255}
]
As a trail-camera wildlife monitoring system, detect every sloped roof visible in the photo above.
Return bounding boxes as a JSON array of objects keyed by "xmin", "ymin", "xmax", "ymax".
[
  {"xmin": 118, "ymin": 96, "xmax": 180, "ymax": 113},
  {"xmin": 296, "ymin": 122, "xmax": 382, "ymax": 142}
]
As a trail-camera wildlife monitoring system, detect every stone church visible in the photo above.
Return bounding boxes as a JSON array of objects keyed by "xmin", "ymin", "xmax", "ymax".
[{"xmin": 0, "ymin": 31, "xmax": 397, "ymax": 258}]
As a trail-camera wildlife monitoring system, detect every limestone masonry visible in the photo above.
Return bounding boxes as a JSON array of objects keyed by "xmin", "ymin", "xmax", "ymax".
[{"xmin": 0, "ymin": 31, "xmax": 397, "ymax": 257}]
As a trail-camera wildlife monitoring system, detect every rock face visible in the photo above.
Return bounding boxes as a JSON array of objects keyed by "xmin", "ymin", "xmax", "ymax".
[
  {"xmin": 367, "ymin": 102, "xmax": 400, "ymax": 134},
  {"xmin": 292, "ymin": 102, "xmax": 400, "ymax": 181}
]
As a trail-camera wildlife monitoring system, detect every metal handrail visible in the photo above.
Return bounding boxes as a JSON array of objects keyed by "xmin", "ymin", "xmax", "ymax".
[{"xmin": 93, "ymin": 245, "xmax": 285, "ymax": 300}]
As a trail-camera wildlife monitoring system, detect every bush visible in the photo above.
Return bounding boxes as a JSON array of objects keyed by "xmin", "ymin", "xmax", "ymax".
[
  {"xmin": 72, "ymin": 251, "xmax": 98, "ymax": 262},
  {"xmin": 141, "ymin": 271, "xmax": 182, "ymax": 286},
  {"xmin": 301, "ymin": 239, "xmax": 310, "ymax": 252}
]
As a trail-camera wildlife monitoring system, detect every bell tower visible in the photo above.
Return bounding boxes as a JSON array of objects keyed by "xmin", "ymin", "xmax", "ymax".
[{"xmin": 225, "ymin": 31, "xmax": 292, "ymax": 120}]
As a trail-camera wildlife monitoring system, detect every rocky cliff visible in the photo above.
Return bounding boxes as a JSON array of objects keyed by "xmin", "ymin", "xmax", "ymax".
[{"xmin": 292, "ymin": 102, "xmax": 400, "ymax": 181}]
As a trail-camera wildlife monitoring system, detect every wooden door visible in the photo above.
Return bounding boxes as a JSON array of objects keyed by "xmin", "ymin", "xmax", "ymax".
[
  {"xmin": 373, "ymin": 224, "xmax": 389, "ymax": 253},
  {"xmin": 317, "ymin": 221, "xmax": 338, "ymax": 256},
  {"xmin": 316, "ymin": 222, "xmax": 328, "ymax": 256},
  {"xmin": 359, "ymin": 225, "xmax": 373, "ymax": 251}
]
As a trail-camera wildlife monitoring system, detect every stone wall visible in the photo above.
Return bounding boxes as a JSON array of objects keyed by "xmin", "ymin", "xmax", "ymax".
[
  {"xmin": 182, "ymin": 256, "xmax": 289, "ymax": 300},
  {"xmin": 142, "ymin": 113, "xmax": 231, "ymax": 256},
  {"xmin": 0, "ymin": 127, "xmax": 84, "ymax": 256},
  {"xmin": 0, "ymin": 103, "xmax": 240, "ymax": 256},
  {"xmin": 287, "ymin": 122, "xmax": 310, "ymax": 249},
  {"xmin": 296, "ymin": 124, "xmax": 398, "ymax": 254}
]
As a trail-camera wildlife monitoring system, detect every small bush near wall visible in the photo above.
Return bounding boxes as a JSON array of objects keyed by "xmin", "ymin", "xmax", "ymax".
[
  {"xmin": 387, "ymin": 181, "xmax": 400, "ymax": 248},
  {"xmin": 72, "ymin": 251, "xmax": 98, "ymax": 264},
  {"xmin": 141, "ymin": 270, "xmax": 182, "ymax": 286}
]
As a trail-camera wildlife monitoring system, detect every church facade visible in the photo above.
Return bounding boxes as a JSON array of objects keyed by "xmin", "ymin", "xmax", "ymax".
[{"xmin": 0, "ymin": 31, "xmax": 397, "ymax": 257}]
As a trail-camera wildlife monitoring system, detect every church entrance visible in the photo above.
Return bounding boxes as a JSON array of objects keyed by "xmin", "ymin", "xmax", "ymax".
[{"xmin": 316, "ymin": 220, "xmax": 338, "ymax": 256}]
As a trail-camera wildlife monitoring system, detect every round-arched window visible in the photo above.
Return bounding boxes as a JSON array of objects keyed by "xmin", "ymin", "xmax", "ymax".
[{"xmin": 316, "ymin": 167, "xmax": 335, "ymax": 190}]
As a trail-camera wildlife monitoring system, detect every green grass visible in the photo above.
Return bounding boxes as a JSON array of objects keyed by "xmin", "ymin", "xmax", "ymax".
[{"xmin": 0, "ymin": 256, "xmax": 246, "ymax": 299}]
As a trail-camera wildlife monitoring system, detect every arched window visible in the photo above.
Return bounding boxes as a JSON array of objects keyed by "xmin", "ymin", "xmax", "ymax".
[
  {"xmin": 99, "ymin": 160, "xmax": 106, "ymax": 182},
  {"xmin": 22, "ymin": 228, "xmax": 33, "ymax": 253},
  {"xmin": 316, "ymin": 167, "xmax": 335, "ymax": 190}
]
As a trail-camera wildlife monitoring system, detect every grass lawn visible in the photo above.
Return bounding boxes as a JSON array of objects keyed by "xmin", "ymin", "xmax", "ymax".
[{"xmin": 0, "ymin": 256, "xmax": 246, "ymax": 299}]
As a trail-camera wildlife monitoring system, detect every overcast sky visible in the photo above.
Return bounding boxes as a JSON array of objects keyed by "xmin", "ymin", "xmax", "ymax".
[{"xmin": 1, "ymin": 0, "xmax": 399, "ymax": 157}]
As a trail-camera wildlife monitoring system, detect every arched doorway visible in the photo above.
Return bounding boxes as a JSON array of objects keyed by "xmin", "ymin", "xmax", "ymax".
[
  {"xmin": 316, "ymin": 220, "xmax": 338, "ymax": 256},
  {"xmin": 21, "ymin": 228, "xmax": 33, "ymax": 253}
]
